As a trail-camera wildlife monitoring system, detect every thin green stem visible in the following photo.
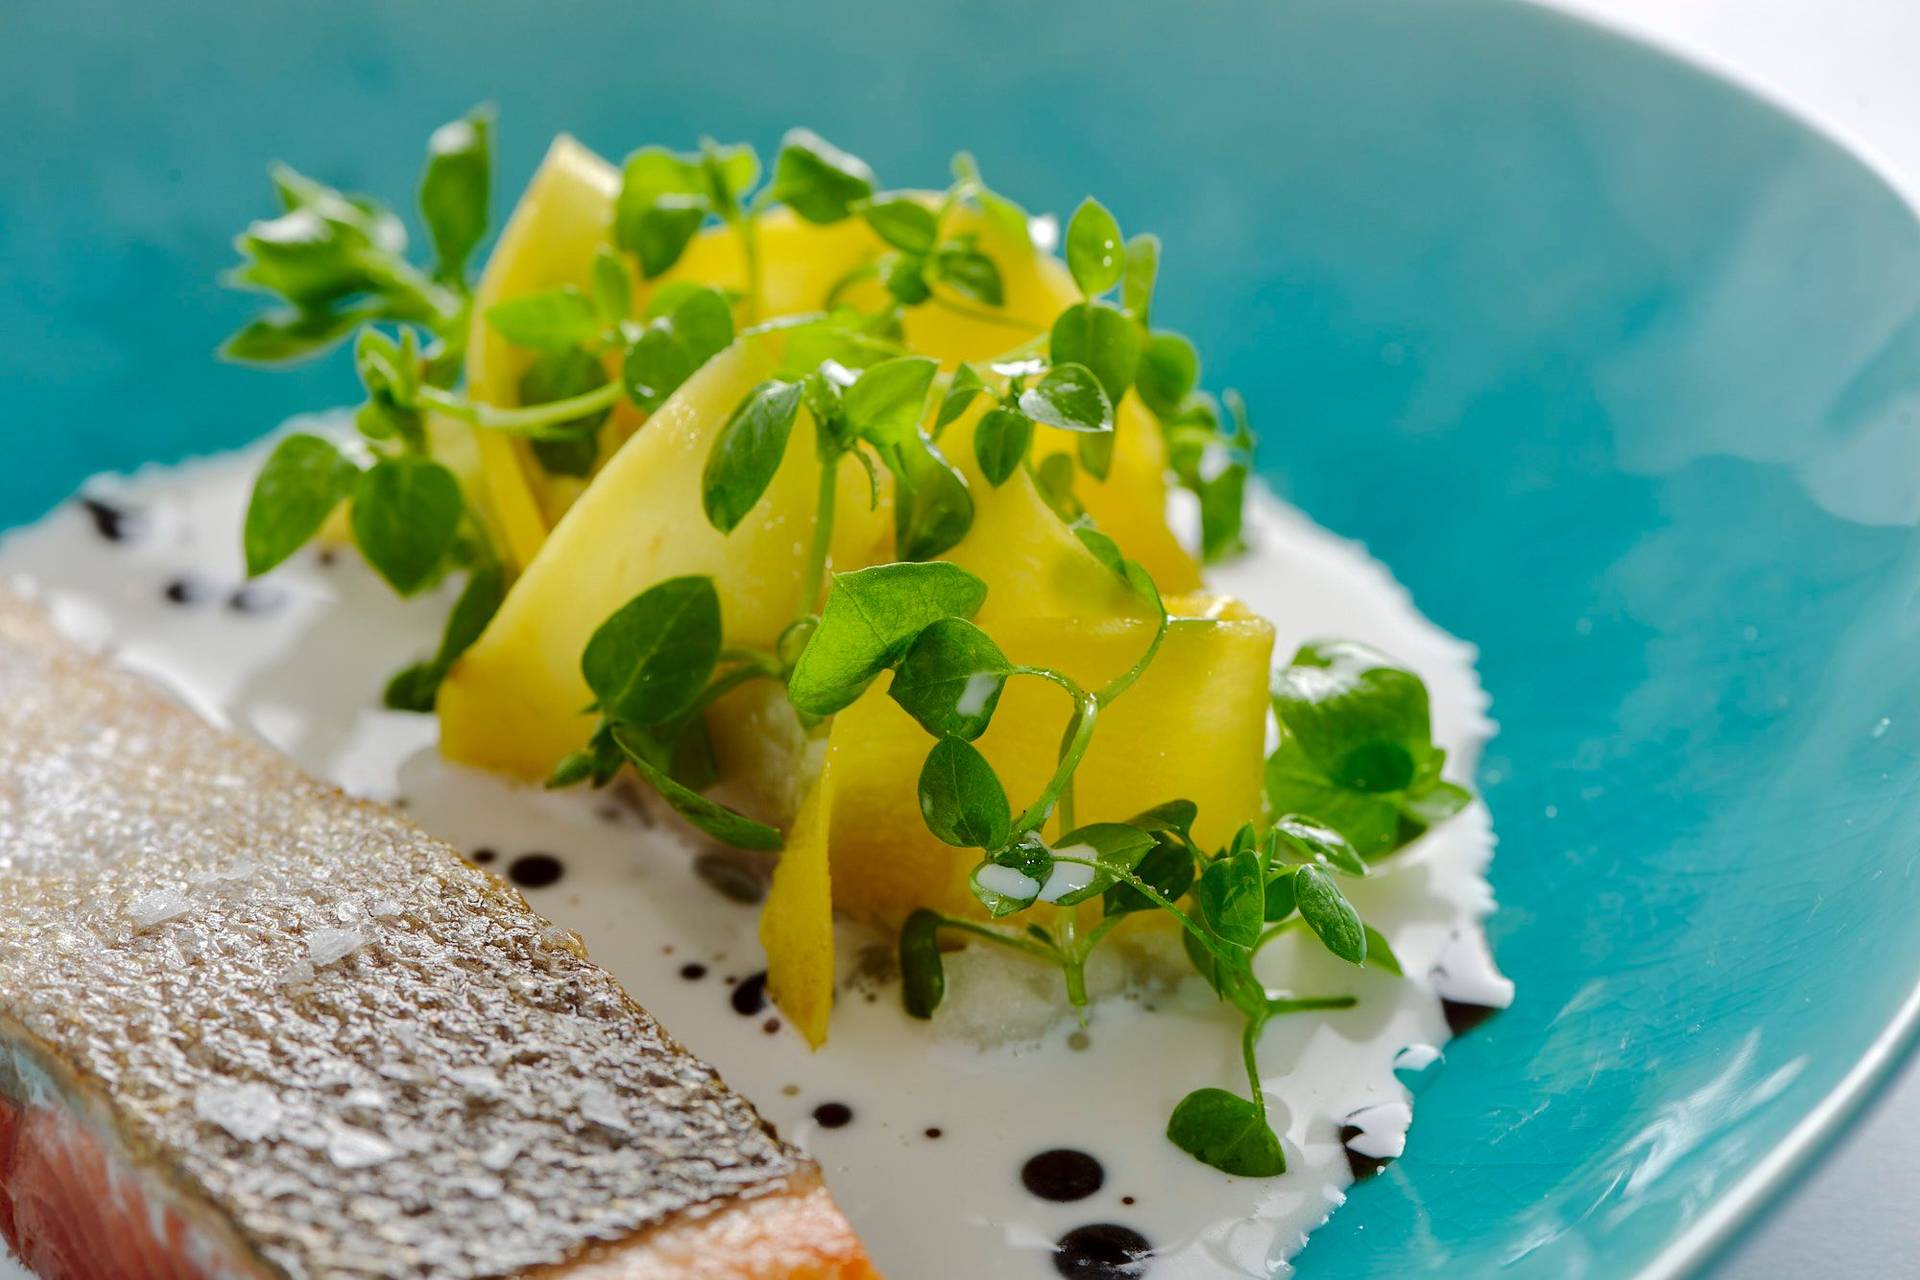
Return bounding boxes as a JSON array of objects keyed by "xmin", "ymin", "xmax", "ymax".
[
  {"xmin": 1241, "ymin": 1013, "xmax": 1271, "ymax": 1121},
  {"xmin": 932, "ymin": 913, "xmax": 1058, "ymax": 964},
  {"xmin": 824, "ymin": 260, "xmax": 880, "ymax": 309},
  {"xmin": 736, "ymin": 211, "xmax": 763, "ymax": 324},
  {"xmin": 1096, "ymin": 608, "xmax": 1170, "ymax": 706},
  {"xmin": 1009, "ymin": 668, "xmax": 1098, "ymax": 836},
  {"xmin": 800, "ymin": 440, "xmax": 841, "ymax": 612},
  {"xmin": 418, "ymin": 383, "xmax": 621, "ymax": 438},
  {"xmin": 928, "ymin": 291, "xmax": 1035, "ymax": 333},
  {"xmin": 1265, "ymin": 994, "xmax": 1359, "ymax": 1016}
]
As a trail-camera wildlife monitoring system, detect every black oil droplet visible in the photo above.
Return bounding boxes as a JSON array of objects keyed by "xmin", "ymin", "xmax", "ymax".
[
  {"xmin": 227, "ymin": 582, "xmax": 286, "ymax": 616},
  {"xmin": 1120, "ymin": 1196, "xmax": 1135, "ymax": 1207},
  {"xmin": 1022, "ymin": 1149, "xmax": 1105, "ymax": 1202},
  {"xmin": 1441, "ymin": 998, "xmax": 1500, "ymax": 1037},
  {"xmin": 679, "ymin": 963, "xmax": 708, "ymax": 981},
  {"xmin": 163, "ymin": 576, "xmax": 209, "ymax": 606},
  {"xmin": 730, "ymin": 970, "xmax": 769, "ymax": 1016},
  {"xmin": 79, "ymin": 497, "xmax": 142, "ymax": 543},
  {"xmin": 924, "ymin": 1127, "xmax": 943, "ymax": 1140},
  {"xmin": 1052, "ymin": 1224, "xmax": 1151, "ymax": 1279},
  {"xmin": 812, "ymin": 1102, "xmax": 853, "ymax": 1128},
  {"xmin": 507, "ymin": 853, "xmax": 564, "ymax": 889},
  {"xmin": 1339, "ymin": 1123, "xmax": 1392, "ymax": 1180},
  {"xmin": 762, "ymin": 1017, "xmax": 781, "ymax": 1035},
  {"xmin": 471, "ymin": 847, "xmax": 497, "ymax": 865}
]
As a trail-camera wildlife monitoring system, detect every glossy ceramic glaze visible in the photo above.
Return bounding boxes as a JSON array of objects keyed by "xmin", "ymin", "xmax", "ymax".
[{"xmin": 4, "ymin": 1, "xmax": 1918, "ymax": 1276}]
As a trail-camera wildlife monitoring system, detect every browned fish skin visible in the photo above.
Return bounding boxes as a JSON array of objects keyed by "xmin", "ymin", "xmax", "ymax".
[{"xmin": 0, "ymin": 597, "xmax": 814, "ymax": 1279}]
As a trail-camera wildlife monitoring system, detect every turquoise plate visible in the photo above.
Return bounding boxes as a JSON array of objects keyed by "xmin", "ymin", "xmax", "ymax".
[{"xmin": 4, "ymin": 1, "xmax": 1917, "ymax": 1275}]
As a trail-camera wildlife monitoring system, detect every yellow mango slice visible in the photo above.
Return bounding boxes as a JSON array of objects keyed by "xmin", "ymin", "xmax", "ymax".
[
  {"xmin": 759, "ymin": 748, "xmax": 839, "ymax": 1048},
  {"xmin": 464, "ymin": 136, "xmax": 623, "ymax": 568},
  {"xmin": 824, "ymin": 595, "xmax": 1275, "ymax": 928},
  {"xmin": 437, "ymin": 330, "xmax": 887, "ymax": 780},
  {"xmin": 463, "ymin": 135, "xmax": 1195, "ymax": 582}
]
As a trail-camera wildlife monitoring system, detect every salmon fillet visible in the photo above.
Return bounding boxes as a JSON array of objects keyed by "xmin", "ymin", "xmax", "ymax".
[{"xmin": 0, "ymin": 595, "xmax": 877, "ymax": 1280}]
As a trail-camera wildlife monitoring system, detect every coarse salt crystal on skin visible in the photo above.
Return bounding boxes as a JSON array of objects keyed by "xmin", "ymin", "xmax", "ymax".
[
  {"xmin": 194, "ymin": 1081, "xmax": 283, "ymax": 1143},
  {"xmin": 577, "ymin": 1082, "xmax": 632, "ymax": 1133},
  {"xmin": 128, "ymin": 889, "xmax": 192, "ymax": 929},
  {"xmin": 326, "ymin": 1125, "xmax": 399, "ymax": 1169},
  {"xmin": 308, "ymin": 928, "xmax": 366, "ymax": 967}
]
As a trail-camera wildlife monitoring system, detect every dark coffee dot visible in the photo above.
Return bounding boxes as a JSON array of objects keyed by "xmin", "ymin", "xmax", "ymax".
[
  {"xmin": 812, "ymin": 1102, "xmax": 853, "ymax": 1129},
  {"xmin": 78, "ymin": 497, "xmax": 142, "ymax": 543},
  {"xmin": 730, "ymin": 971, "xmax": 769, "ymax": 1016},
  {"xmin": 507, "ymin": 853, "xmax": 564, "ymax": 889},
  {"xmin": 1023, "ymin": 1149, "xmax": 1105, "ymax": 1202},
  {"xmin": 1339, "ymin": 1123, "xmax": 1392, "ymax": 1181},
  {"xmin": 1120, "ymin": 1196, "xmax": 1135, "ymax": 1207},
  {"xmin": 680, "ymin": 963, "xmax": 708, "ymax": 981},
  {"xmin": 471, "ymin": 847, "xmax": 497, "ymax": 865},
  {"xmin": 924, "ymin": 1127, "xmax": 943, "ymax": 1140},
  {"xmin": 227, "ymin": 582, "xmax": 286, "ymax": 615},
  {"xmin": 1053, "ymin": 1224, "xmax": 1151, "ymax": 1279},
  {"xmin": 316, "ymin": 547, "xmax": 338, "ymax": 567},
  {"xmin": 1441, "ymin": 999, "xmax": 1500, "ymax": 1037},
  {"xmin": 762, "ymin": 1017, "xmax": 781, "ymax": 1035},
  {"xmin": 163, "ymin": 576, "xmax": 209, "ymax": 606}
]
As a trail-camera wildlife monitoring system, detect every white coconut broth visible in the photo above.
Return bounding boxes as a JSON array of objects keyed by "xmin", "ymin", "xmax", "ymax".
[{"xmin": 0, "ymin": 432, "xmax": 1508, "ymax": 1279}]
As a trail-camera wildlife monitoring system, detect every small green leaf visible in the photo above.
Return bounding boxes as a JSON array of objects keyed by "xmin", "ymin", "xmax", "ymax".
[
  {"xmin": 1077, "ymin": 429, "xmax": 1115, "ymax": 482},
  {"xmin": 1263, "ymin": 865, "xmax": 1297, "ymax": 922},
  {"xmin": 220, "ymin": 307, "xmax": 370, "ymax": 365},
  {"xmin": 580, "ymin": 575, "xmax": 722, "ymax": 727},
  {"xmin": 350, "ymin": 457, "xmax": 462, "ymax": 595},
  {"xmin": 698, "ymin": 140, "xmax": 760, "ymax": 217},
  {"xmin": 844, "ymin": 355, "xmax": 938, "ymax": 447},
  {"xmin": 937, "ymin": 363, "xmax": 987, "ymax": 431},
  {"xmin": 1064, "ymin": 197, "xmax": 1123, "ymax": 297},
  {"xmin": 930, "ymin": 244, "xmax": 1004, "ymax": 306},
  {"xmin": 771, "ymin": 128, "xmax": 876, "ymax": 224},
  {"xmin": 1294, "ymin": 865, "xmax": 1366, "ymax": 964},
  {"xmin": 1363, "ymin": 924, "xmax": 1404, "ymax": 976},
  {"xmin": 888, "ymin": 617, "xmax": 1011, "ymax": 740},
  {"xmin": 1198, "ymin": 849, "xmax": 1264, "ymax": 948},
  {"xmin": 968, "ymin": 837, "xmax": 1053, "ymax": 917},
  {"xmin": 1128, "ymin": 799, "xmax": 1198, "ymax": 840},
  {"xmin": 382, "ymin": 563, "xmax": 506, "ymax": 712},
  {"xmin": 889, "ymin": 436, "xmax": 975, "ymax": 561},
  {"xmin": 622, "ymin": 196, "xmax": 706, "ymax": 278},
  {"xmin": 1017, "ymin": 362, "xmax": 1113, "ymax": 433},
  {"xmin": 900, "ymin": 909, "xmax": 946, "ymax": 1018},
  {"xmin": 661, "ymin": 285, "xmax": 734, "ymax": 365},
  {"xmin": 1166, "ymin": 1088, "xmax": 1286, "ymax": 1177},
  {"xmin": 880, "ymin": 252, "xmax": 931, "ymax": 305},
  {"xmin": 612, "ymin": 726, "xmax": 782, "ymax": 850},
  {"xmin": 1122, "ymin": 232, "xmax": 1160, "ymax": 323},
  {"xmin": 622, "ymin": 323, "xmax": 696, "ymax": 413},
  {"xmin": 520, "ymin": 347, "xmax": 612, "ymax": 476},
  {"xmin": 419, "ymin": 107, "xmax": 491, "ymax": 281},
  {"xmin": 703, "ymin": 379, "xmax": 804, "ymax": 532},
  {"xmin": 1034, "ymin": 452, "xmax": 1082, "ymax": 521},
  {"xmin": 788, "ymin": 561, "xmax": 988, "ymax": 716},
  {"xmin": 863, "ymin": 195, "xmax": 938, "ymax": 255},
  {"xmin": 1273, "ymin": 639, "xmax": 1436, "ymax": 794},
  {"xmin": 1103, "ymin": 833, "xmax": 1196, "ymax": 917},
  {"xmin": 1073, "ymin": 525, "xmax": 1128, "ymax": 577},
  {"xmin": 1047, "ymin": 823, "xmax": 1158, "ymax": 906},
  {"xmin": 243, "ymin": 433, "xmax": 358, "ymax": 576},
  {"xmin": 1136, "ymin": 332, "xmax": 1199, "ymax": 419},
  {"xmin": 1271, "ymin": 813, "xmax": 1368, "ymax": 877},
  {"xmin": 972, "ymin": 407, "xmax": 1033, "ymax": 486},
  {"xmin": 1402, "ymin": 779, "xmax": 1473, "ymax": 827},
  {"xmin": 1050, "ymin": 300, "xmax": 1140, "ymax": 405},
  {"xmin": 919, "ymin": 736, "xmax": 1011, "ymax": 849},
  {"xmin": 486, "ymin": 287, "xmax": 600, "ymax": 352},
  {"xmin": 590, "ymin": 247, "xmax": 631, "ymax": 325},
  {"xmin": 1264, "ymin": 737, "xmax": 1404, "ymax": 859}
]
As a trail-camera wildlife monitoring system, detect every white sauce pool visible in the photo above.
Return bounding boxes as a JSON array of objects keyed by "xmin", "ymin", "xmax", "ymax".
[{"xmin": 0, "ymin": 438, "xmax": 1508, "ymax": 1279}]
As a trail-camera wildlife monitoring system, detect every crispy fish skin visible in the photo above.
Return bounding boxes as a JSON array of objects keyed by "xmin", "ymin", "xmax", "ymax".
[{"xmin": 0, "ymin": 598, "xmax": 876, "ymax": 1280}]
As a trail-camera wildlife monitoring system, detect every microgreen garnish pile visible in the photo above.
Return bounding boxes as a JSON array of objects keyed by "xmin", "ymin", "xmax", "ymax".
[{"xmin": 222, "ymin": 110, "xmax": 1473, "ymax": 1177}]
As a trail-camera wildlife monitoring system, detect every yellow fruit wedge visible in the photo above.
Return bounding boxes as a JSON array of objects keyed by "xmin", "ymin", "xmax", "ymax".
[
  {"xmin": 462, "ymin": 134, "xmax": 1196, "ymax": 583},
  {"xmin": 824, "ymin": 595, "xmax": 1274, "ymax": 928},
  {"xmin": 466, "ymin": 135, "xmax": 624, "ymax": 569},
  {"xmin": 437, "ymin": 330, "xmax": 888, "ymax": 781},
  {"xmin": 759, "ymin": 748, "xmax": 840, "ymax": 1048}
]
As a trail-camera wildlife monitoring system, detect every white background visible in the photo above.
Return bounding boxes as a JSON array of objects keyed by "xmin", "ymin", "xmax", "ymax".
[{"xmin": 1543, "ymin": 2, "xmax": 1920, "ymax": 1276}]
